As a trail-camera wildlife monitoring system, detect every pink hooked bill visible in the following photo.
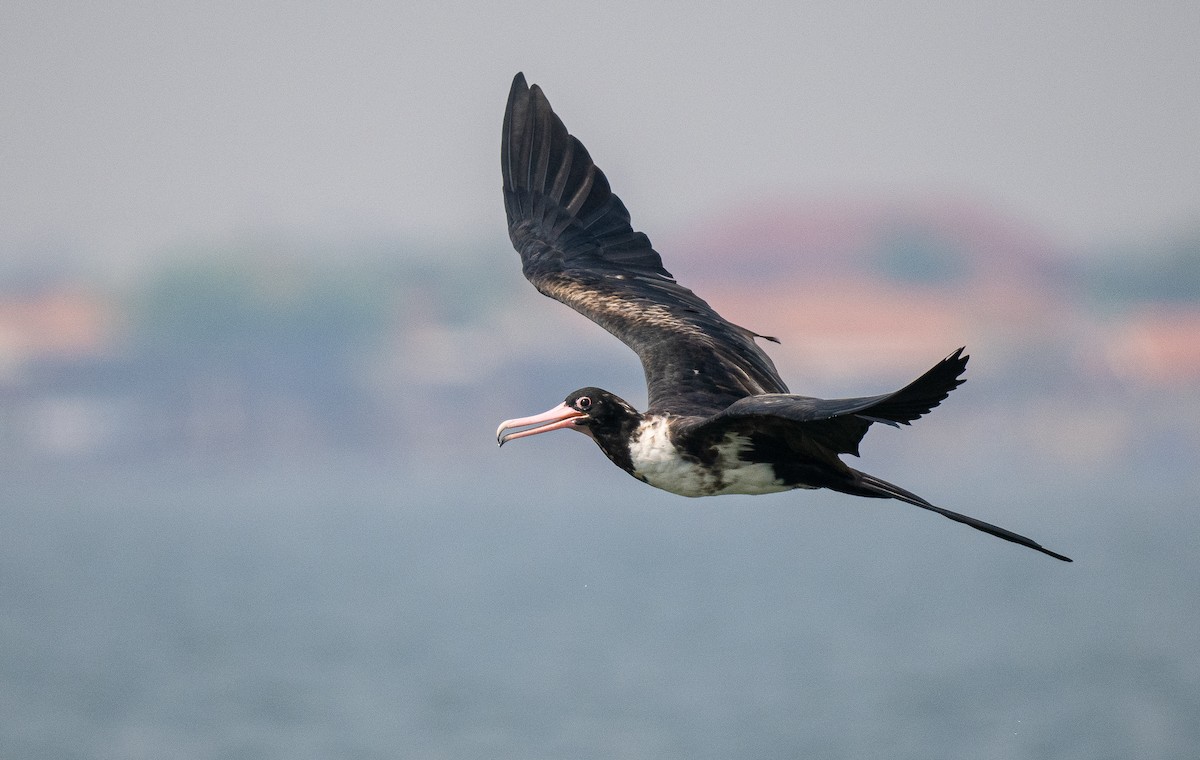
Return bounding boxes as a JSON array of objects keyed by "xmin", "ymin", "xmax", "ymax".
[{"xmin": 496, "ymin": 402, "xmax": 588, "ymax": 446}]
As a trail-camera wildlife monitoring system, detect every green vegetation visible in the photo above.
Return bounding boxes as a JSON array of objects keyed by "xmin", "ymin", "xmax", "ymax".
[
  {"xmin": 132, "ymin": 257, "xmax": 389, "ymax": 360},
  {"xmin": 1084, "ymin": 230, "xmax": 1200, "ymax": 305},
  {"xmin": 129, "ymin": 238, "xmax": 514, "ymax": 359},
  {"xmin": 871, "ymin": 224, "xmax": 968, "ymax": 284}
]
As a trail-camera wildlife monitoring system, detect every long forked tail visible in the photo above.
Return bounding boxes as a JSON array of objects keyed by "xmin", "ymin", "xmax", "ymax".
[{"xmin": 846, "ymin": 469, "xmax": 1072, "ymax": 562}]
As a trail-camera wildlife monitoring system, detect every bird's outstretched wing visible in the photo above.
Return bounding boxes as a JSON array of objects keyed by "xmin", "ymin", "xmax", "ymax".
[
  {"xmin": 502, "ymin": 72, "xmax": 786, "ymax": 415},
  {"xmin": 677, "ymin": 348, "xmax": 969, "ymax": 455}
]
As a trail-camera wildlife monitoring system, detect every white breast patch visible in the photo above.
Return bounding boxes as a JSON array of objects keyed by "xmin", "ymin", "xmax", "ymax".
[{"xmin": 628, "ymin": 417, "xmax": 790, "ymax": 497}]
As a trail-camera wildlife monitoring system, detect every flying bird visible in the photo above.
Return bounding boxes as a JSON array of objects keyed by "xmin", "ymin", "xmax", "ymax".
[{"xmin": 495, "ymin": 73, "xmax": 1070, "ymax": 562}]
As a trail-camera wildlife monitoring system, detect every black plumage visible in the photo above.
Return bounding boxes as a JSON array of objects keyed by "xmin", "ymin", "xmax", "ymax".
[
  {"xmin": 502, "ymin": 72, "xmax": 783, "ymax": 415},
  {"xmin": 496, "ymin": 73, "xmax": 1071, "ymax": 562}
]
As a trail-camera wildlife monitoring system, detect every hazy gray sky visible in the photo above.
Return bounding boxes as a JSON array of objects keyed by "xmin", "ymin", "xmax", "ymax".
[{"xmin": 2, "ymin": 0, "xmax": 1197, "ymax": 267}]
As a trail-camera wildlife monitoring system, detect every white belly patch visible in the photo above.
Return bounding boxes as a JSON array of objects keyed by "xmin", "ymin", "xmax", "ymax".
[{"xmin": 628, "ymin": 417, "xmax": 790, "ymax": 497}]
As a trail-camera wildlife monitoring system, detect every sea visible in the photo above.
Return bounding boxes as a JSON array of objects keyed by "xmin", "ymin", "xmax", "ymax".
[{"xmin": 2, "ymin": 438, "xmax": 1197, "ymax": 759}]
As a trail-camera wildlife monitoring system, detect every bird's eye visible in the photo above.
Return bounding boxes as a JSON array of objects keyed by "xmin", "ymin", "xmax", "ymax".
[{"xmin": 577, "ymin": 396, "xmax": 592, "ymax": 410}]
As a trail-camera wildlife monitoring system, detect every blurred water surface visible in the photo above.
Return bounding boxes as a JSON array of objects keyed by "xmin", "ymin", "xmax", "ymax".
[{"xmin": 3, "ymin": 447, "xmax": 1196, "ymax": 759}]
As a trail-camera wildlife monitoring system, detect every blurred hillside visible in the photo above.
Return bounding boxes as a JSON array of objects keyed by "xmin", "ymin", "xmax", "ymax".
[{"xmin": 2, "ymin": 200, "xmax": 1197, "ymax": 470}]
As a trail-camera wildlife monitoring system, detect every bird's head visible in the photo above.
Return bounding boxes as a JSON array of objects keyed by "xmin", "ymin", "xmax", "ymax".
[{"xmin": 496, "ymin": 388, "xmax": 641, "ymax": 449}]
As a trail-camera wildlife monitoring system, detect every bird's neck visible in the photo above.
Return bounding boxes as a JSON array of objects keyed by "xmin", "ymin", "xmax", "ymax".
[{"xmin": 588, "ymin": 410, "xmax": 646, "ymax": 475}]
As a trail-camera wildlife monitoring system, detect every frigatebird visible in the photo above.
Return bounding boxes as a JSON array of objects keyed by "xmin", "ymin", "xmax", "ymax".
[{"xmin": 495, "ymin": 73, "xmax": 1070, "ymax": 562}]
